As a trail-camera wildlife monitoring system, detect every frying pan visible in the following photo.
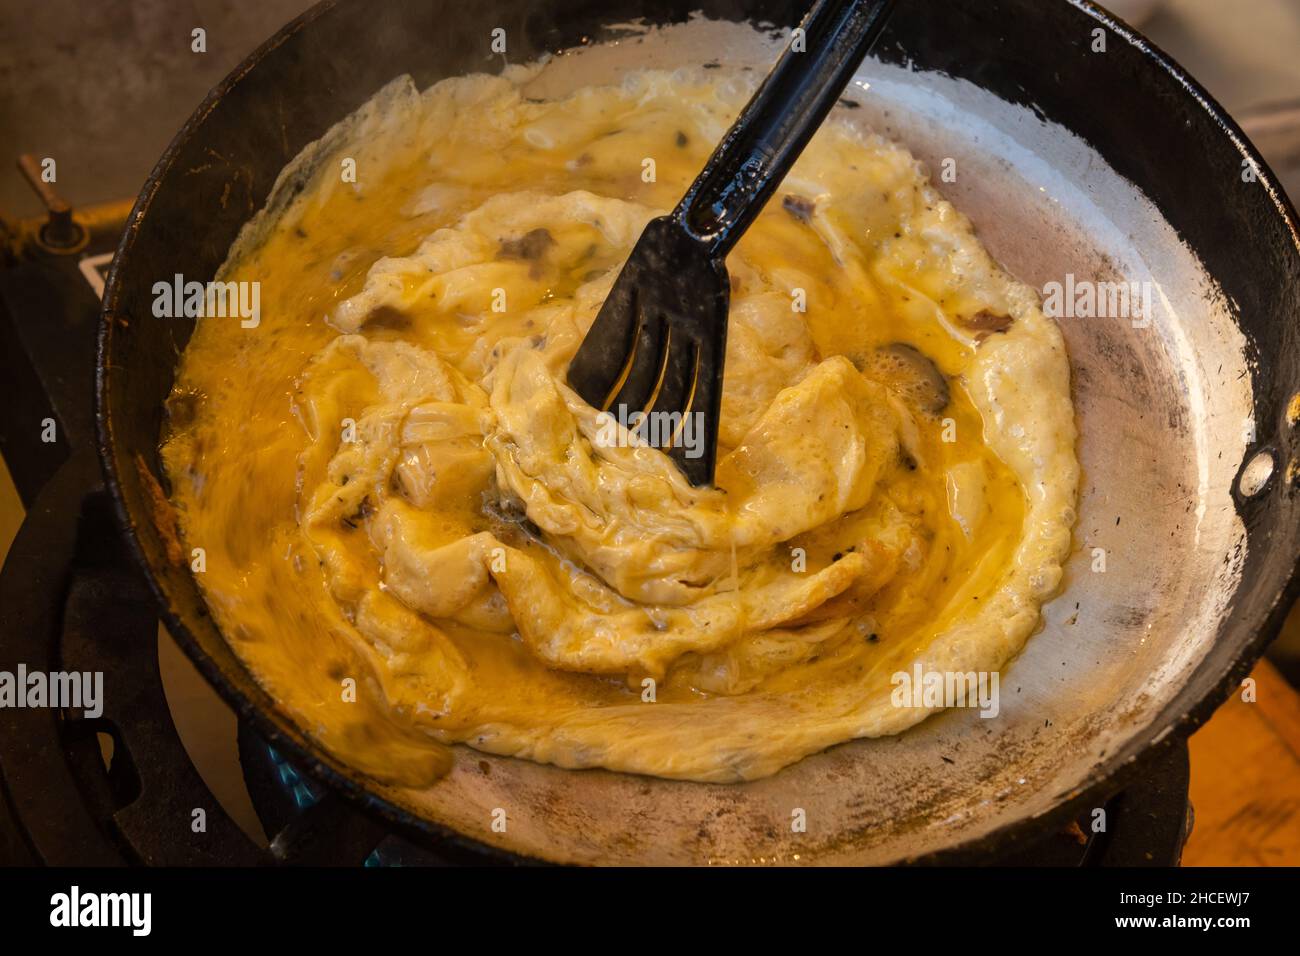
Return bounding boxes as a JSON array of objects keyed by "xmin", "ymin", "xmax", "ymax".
[{"xmin": 96, "ymin": 0, "xmax": 1300, "ymax": 864}]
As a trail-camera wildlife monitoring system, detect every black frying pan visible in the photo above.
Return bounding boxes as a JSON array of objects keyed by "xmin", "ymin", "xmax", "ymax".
[{"xmin": 97, "ymin": 0, "xmax": 1300, "ymax": 863}]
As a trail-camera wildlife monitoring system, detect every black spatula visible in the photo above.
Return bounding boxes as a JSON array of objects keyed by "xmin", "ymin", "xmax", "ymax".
[{"xmin": 566, "ymin": 0, "xmax": 898, "ymax": 486}]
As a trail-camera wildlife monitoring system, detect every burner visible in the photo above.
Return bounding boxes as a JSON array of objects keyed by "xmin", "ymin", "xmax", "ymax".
[{"xmin": 0, "ymin": 183, "xmax": 1192, "ymax": 867}]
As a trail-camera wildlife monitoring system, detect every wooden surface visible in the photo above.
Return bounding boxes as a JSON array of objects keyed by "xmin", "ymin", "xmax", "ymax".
[{"xmin": 1183, "ymin": 658, "xmax": 1300, "ymax": 866}]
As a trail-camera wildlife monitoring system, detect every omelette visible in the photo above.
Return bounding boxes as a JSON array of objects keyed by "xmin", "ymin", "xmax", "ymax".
[{"xmin": 161, "ymin": 65, "xmax": 1078, "ymax": 784}]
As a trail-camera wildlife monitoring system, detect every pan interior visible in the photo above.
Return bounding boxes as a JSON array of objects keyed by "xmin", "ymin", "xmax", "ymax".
[{"xmin": 350, "ymin": 16, "xmax": 1252, "ymax": 865}]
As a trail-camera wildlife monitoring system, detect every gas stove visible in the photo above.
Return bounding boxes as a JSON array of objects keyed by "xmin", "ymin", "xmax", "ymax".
[{"xmin": 0, "ymin": 163, "xmax": 1195, "ymax": 866}]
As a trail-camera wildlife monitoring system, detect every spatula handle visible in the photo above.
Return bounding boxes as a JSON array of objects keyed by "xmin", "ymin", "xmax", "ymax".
[{"xmin": 674, "ymin": 0, "xmax": 897, "ymax": 257}]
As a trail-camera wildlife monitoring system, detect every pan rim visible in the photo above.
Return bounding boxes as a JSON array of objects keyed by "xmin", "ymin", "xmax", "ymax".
[{"xmin": 94, "ymin": 0, "xmax": 1300, "ymax": 865}]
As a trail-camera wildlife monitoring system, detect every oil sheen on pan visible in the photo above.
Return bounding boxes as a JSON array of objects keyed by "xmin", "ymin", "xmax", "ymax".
[{"xmin": 159, "ymin": 61, "xmax": 1078, "ymax": 786}]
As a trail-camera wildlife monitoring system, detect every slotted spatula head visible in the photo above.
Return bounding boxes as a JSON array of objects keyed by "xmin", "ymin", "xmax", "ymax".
[
  {"xmin": 566, "ymin": 0, "xmax": 897, "ymax": 486},
  {"xmin": 566, "ymin": 216, "xmax": 730, "ymax": 487}
]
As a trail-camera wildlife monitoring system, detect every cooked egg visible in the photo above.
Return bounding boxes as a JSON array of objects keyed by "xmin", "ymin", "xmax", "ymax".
[{"xmin": 161, "ymin": 66, "xmax": 1078, "ymax": 784}]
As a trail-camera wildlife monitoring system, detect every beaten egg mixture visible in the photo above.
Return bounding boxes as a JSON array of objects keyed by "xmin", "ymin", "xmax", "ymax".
[{"xmin": 161, "ymin": 66, "xmax": 1078, "ymax": 784}]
